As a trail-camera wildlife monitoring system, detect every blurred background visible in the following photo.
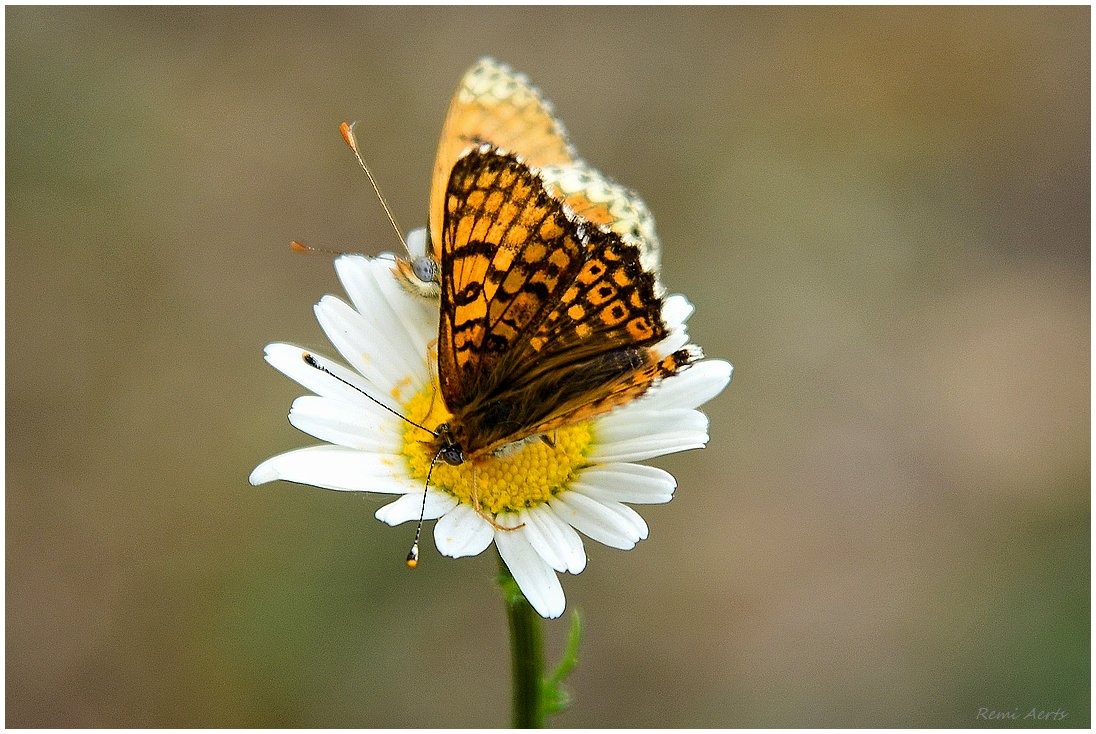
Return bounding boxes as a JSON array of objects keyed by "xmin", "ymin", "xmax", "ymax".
[{"xmin": 6, "ymin": 6, "xmax": 1089, "ymax": 727}]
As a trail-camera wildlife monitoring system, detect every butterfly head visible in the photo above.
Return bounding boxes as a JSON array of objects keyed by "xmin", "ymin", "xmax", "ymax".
[
  {"xmin": 394, "ymin": 226, "xmax": 441, "ymax": 297},
  {"xmin": 432, "ymin": 422, "xmax": 465, "ymax": 466}
]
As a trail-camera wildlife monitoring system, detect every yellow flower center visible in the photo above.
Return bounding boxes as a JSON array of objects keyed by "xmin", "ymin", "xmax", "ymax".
[{"xmin": 399, "ymin": 385, "xmax": 592, "ymax": 514}]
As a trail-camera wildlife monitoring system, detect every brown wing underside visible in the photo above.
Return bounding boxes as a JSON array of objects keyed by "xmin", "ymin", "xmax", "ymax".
[{"xmin": 437, "ymin": 146, "xmax": 693, "ymax": 458}]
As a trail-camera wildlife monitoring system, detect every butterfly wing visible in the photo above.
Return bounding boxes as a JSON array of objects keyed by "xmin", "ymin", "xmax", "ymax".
[
  {"xmin": 437, "ymin": 146, "xmax": 694, "ymax": 458},
  {"xmin": 539, "ymin": 162, "xmax": 662, "ymax": 273},
  {"xmin": 399, "ymin": 58, "xmax": 663, "ymax": 296},
  {"xmin": 428, "ymin": 57, "xmax": 577, "ymax": 259}
]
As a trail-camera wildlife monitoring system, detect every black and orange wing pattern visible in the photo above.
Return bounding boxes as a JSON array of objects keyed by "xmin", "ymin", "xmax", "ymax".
[
  {"xmin": 435, "ymin": 146, "xmax": 694, "ymax": 459},
  {"xmin": 538, "ymin": 162, "xmax": 662, "ymax": 272},
  {"xmin": 396, "ymin": 58, "xmax": 662, "ymax": 295},
  {"xmin": 428, "ymin": 59, "xmax": 576, "ymax": 265}
]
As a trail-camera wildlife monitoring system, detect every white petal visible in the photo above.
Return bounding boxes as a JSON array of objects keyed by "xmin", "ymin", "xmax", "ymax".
[
  {"xmin": 495, "ymin": 513, "xmax": 566, "ymax": 619},
  {"xmin": 334, "ymin": 256, "xmax": 437, "ymax": 368},
  {"xmin": 590, "ymin": 435, "xmax": 709, "ymax": 463},
  {"xmin": 549, "ymin": 492, "xmax": 643, "ymax": 550},
  {"xmin": 405, "ymin": 227, "xmax": 429, "ymax": 258},
  {"xmin": 514, "ymin": 509, "xmax": 565, "ymax": 572},
  {"xmin": 314, "ymin": 295, "xmax": 420, "ymax": 400},
  {"xmin": 263, "ymin": 343, "xmax": 358, "ymax": 399},
  {"xmin": 654, "ymin": 295, "xmax": 696, "ymax": 355},
  {"xmin": 360, "ymin": 256, "xmax": 437, "ymax": 349},
  {"xmin": 248, "ymin": 445, "xmax": 417, "ymax": 493},
  {"xmin": 288, "ymin": 395, "xmax": 402, "ymax": 452},
  {"xmin": 532, "ymin": 506, "xmax": 587, "ymax": 573},
  {"xmin": 569, "ymin": 463, "xmax": 676, "ymax": 504},
  {"xmin": 591, "ymin": 409, "xmax": 710, "ymax": 462},
  {"xmin": 597, "ymin": 500, "xmax": 649, "ymax": 540},
  {"xmin": 263, "ymin": 343, "xmax": 395, "ymax": 414},
  {"xmin": 434, "ymin": 503, "xmax": 494, "ymax": 558},
  {"xmin": 654, "ymin": 326, "xmax": 690, "ymax": 356},
  {"xmin": 328, "ymin": 254, "xmax": 377, "ymax": 307},
  {"xmin": 520, "ymin": 506, "xmax": 587, "ymax": 574},
  {"xmin": 661, "ymin": 294, "xmax": 695, "ymax": 327},
  {"xmin": 598, "ymin": 409, "xmax": 708, "ymax": 442},
  {"xmin": 374, "ymin": 489, "xmax": 458, "ymax": 526},
  {"xmin": 638, "ymin": 359, "xmax": 733, "ymax": 411},
  {"xmin": 331, "ymin": 255, "xmax": 389, "ymax": 311}
]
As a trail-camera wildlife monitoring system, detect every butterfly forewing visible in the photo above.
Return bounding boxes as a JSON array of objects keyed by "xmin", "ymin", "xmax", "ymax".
[
  {"xmin": 438, "ymin": 146, "xmax": 587, "ymax": 409},
  {"xmin": 429, "ymin": 58, "xmax": 577, "ymax": 259},
  {"xmin": 437, "ymin": 146, "xmax": 694, "ymax": 458}
]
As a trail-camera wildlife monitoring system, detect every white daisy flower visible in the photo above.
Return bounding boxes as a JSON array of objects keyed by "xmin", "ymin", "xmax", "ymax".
[{"xmin": 250, "ymin": 255, "xmax": 732, "ymax": 618}]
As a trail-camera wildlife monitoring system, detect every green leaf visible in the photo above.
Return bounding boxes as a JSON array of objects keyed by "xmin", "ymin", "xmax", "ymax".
[{"xmin": 542, "ymin": 610, "xmax": 582, "ymax": 715}]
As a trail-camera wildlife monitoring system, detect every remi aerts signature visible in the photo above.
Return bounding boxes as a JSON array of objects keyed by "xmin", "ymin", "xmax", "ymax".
[{"xmin": 976, "ymin": 707, "xmax": 1069, "ymax": 722}]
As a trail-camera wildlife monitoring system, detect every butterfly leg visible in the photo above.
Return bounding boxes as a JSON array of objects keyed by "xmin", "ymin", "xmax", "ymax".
[{"xmin": 538, "ymin": 429, "xmax": 560, "ymax": 448}]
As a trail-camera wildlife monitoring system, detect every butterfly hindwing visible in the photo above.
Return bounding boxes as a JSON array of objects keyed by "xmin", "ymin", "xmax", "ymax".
[{"xmin": 539, "ymin": 162, "xmax": 662, "ymax": 273}]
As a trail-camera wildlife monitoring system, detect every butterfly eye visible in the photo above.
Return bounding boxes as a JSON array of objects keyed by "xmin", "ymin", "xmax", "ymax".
[
  {"xmin": 412, "ymin": 255, "xmax": 439, "ymax": 284},
  {"xmin": 439, "ymin": 444, "xmax": 464, "ymax": 466}
]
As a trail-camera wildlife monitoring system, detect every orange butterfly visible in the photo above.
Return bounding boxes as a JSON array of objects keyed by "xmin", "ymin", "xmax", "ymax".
[{"xmin": 391, "ymin": 58, "xmax": 696, "ymax": 466}]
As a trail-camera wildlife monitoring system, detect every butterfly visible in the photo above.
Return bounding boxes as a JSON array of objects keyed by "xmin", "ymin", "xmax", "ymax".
[
  {"xmin": 399, "ymin": 59, "xmax": 697, "ymax": 465},
  {"xmin": 395, "ymin": 57, "xmax": 662, "ymax": 299},
  {"xmin": 428, "ymin": 144, "xmax": 694, "ymax": 465}
]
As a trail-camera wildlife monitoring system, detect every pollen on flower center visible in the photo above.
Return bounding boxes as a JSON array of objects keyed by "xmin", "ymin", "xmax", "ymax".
[{"xmin": 399, "ymin": 386, "xmax": 592, "ymax": 515}]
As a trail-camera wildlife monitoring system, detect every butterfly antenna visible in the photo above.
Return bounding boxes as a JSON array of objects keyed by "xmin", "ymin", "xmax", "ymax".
[
  {"xmin": 301, "ymin": 352, "xmax": 434, "ymax": 437},
  {"xmin": 339, "ymin": 121, "xmax": 408, "ymax": 251},
  {"xmin": 289, "ymin": 240, "xmax": 349, "ymax": 256},
  {"xmin": 406, "ymin": 449, "xmax": 445, "ymax": 569}
]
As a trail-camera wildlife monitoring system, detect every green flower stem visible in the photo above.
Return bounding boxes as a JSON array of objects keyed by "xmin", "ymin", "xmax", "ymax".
[{"xmin": 498, "ymin": 554, "xmax": 546, "ymax": 728}]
